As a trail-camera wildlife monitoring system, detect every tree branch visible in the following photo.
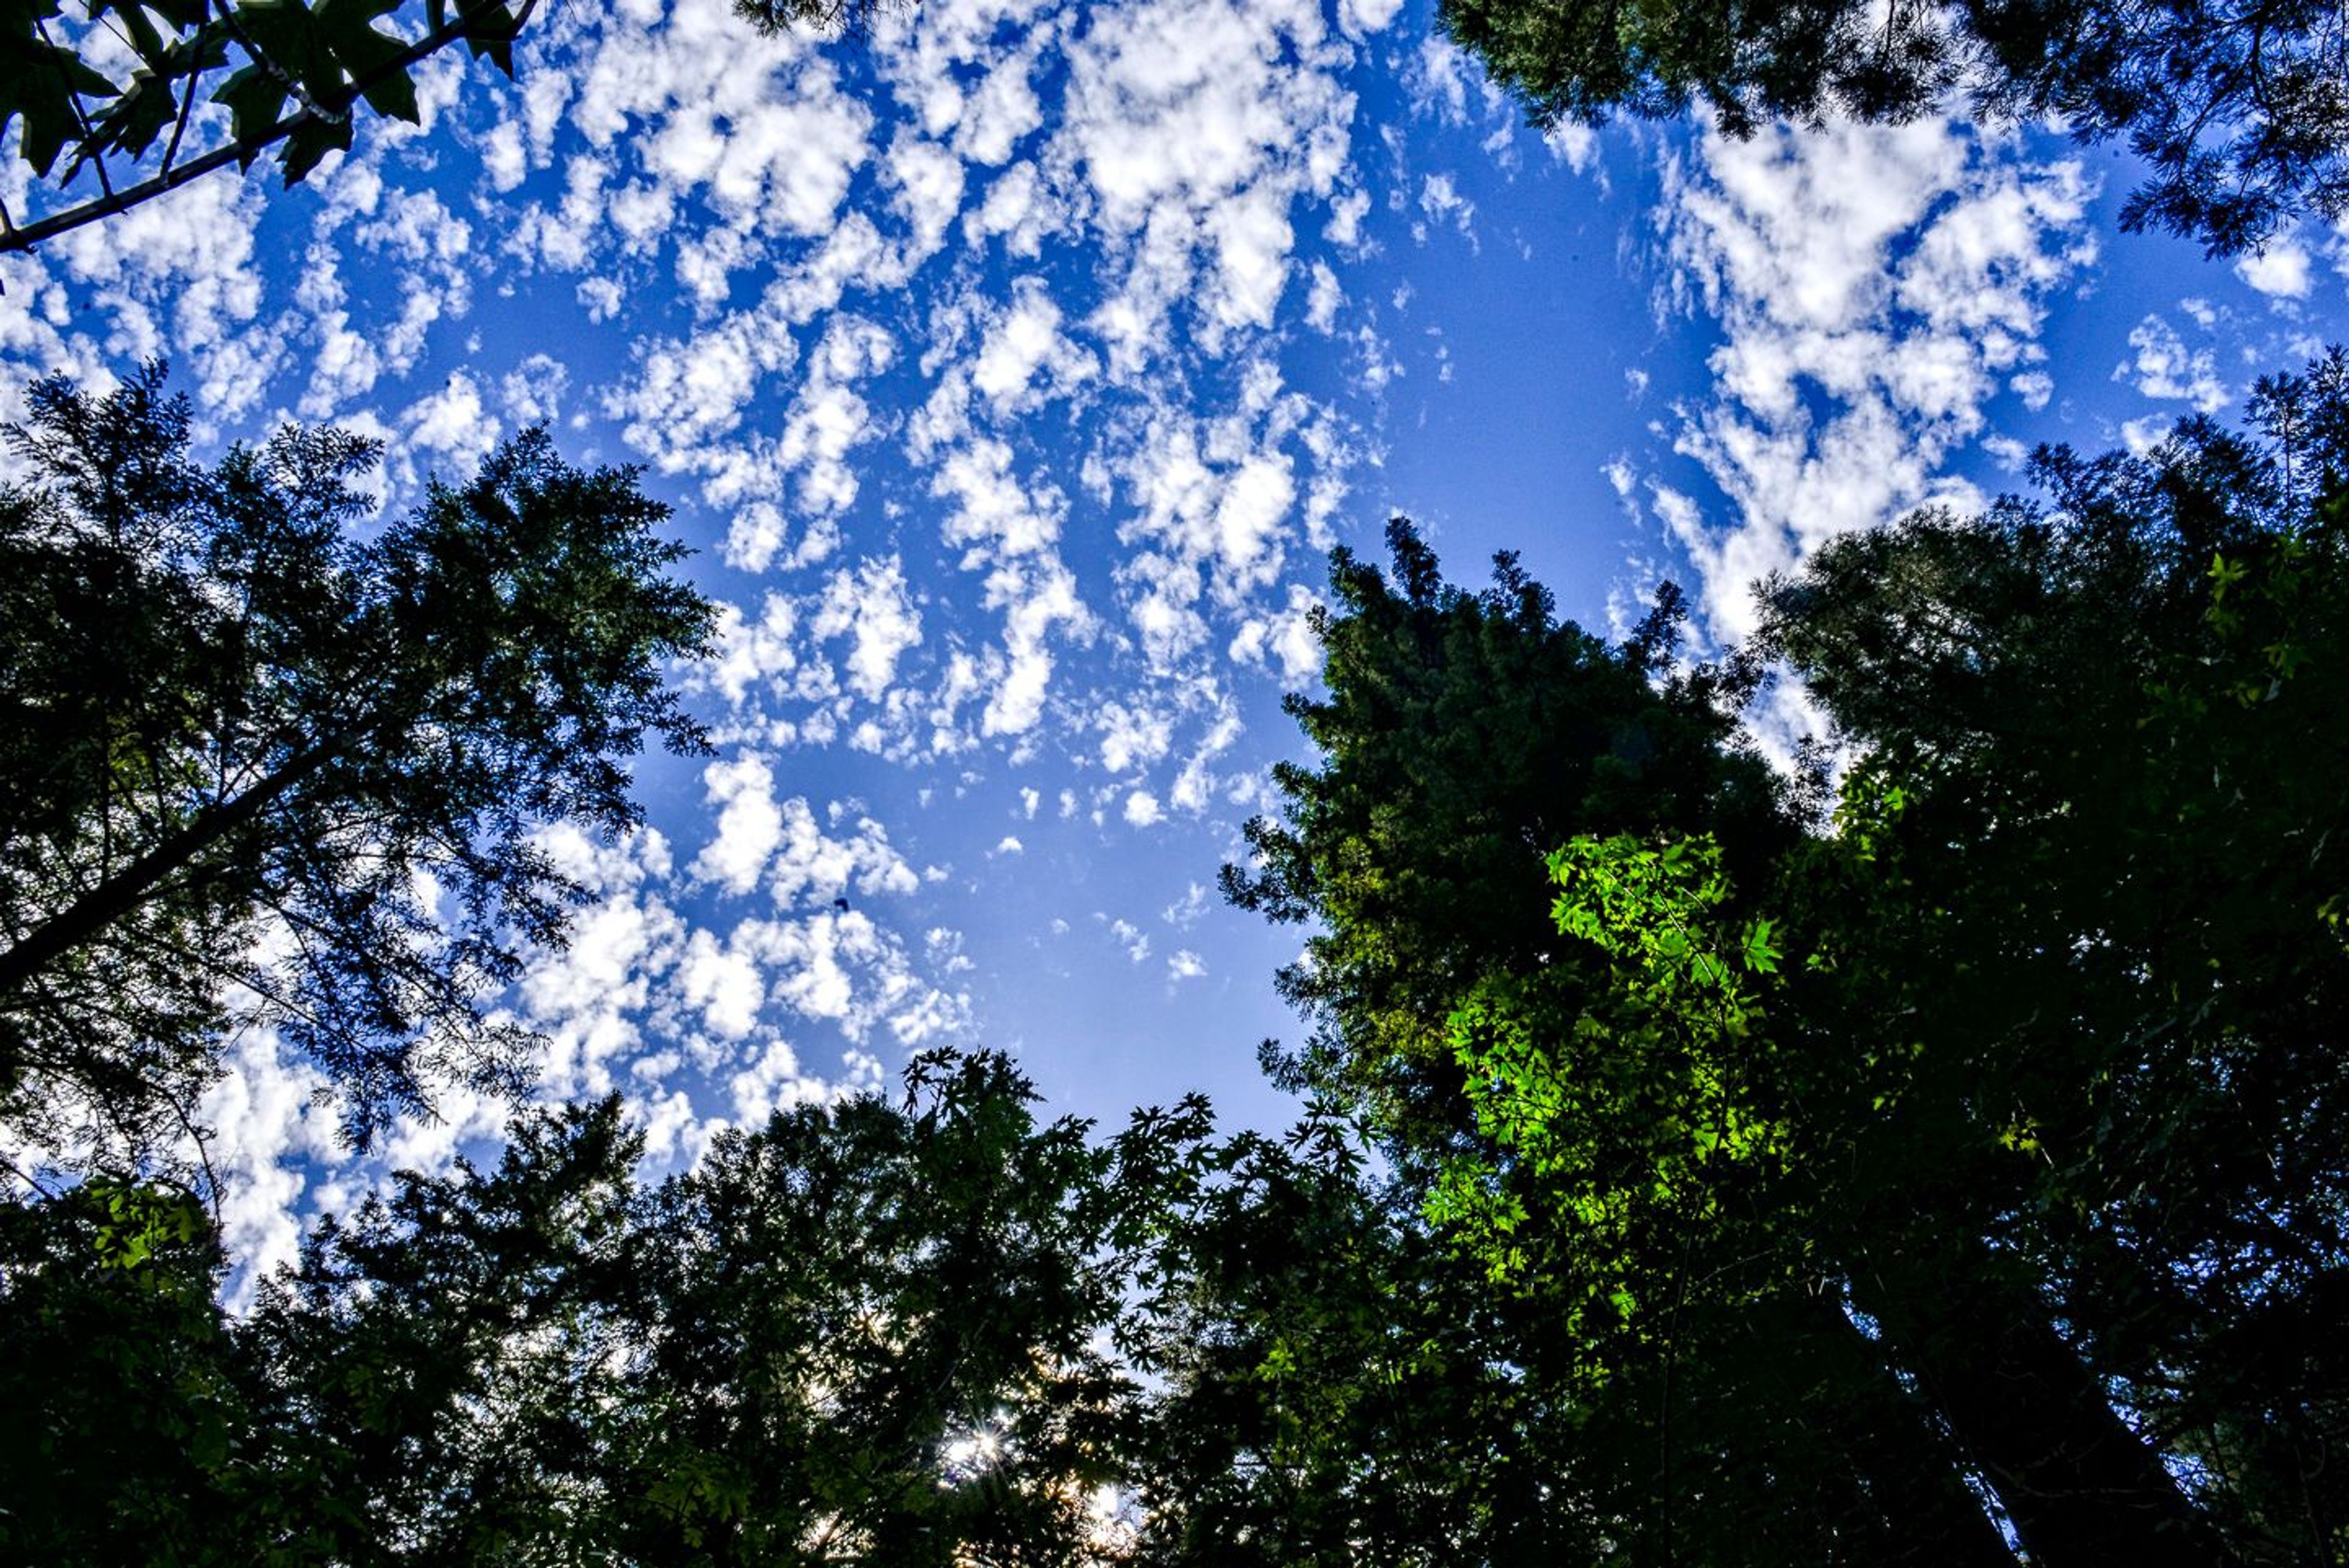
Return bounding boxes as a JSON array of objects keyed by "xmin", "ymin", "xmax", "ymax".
[
  {"xmin": 0, "ymin": 724, "xmax": 364, "ymax": 999},
  {"xmin": 0, "ymin": 0, "xmax": 541, "ymax": 259}
]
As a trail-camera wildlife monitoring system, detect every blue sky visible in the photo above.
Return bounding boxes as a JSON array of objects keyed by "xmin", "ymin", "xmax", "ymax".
[{"xmin": 4, "ymin": 0, "xmax": 2343, "ymax": 1290}]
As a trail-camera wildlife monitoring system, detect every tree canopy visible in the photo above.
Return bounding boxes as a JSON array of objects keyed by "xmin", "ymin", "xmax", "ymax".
[
  {"xmin": 0, "ymin": 1050, "xmax": 1184, "ymax": 1566},
  {"xmin": 0, "ymin": 0, "xmax": 540, "ymax": 256},
  {"xmin": 0, "ymin": 363, "xmax": 713, "ymax": 1162},
  {"xmin": 1436, "ymin": 0, "xmax": 2349, "ymax": 253},
  {"xmin": 1233, "ymin": 354, "xmax": 2349, "ymax": 1562}
]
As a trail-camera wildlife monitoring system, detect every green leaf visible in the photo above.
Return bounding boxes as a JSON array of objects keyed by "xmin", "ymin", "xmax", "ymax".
[
  {"xmin": 355, "ymin": 58, "xmax": 417, "ymax": 122},
  {"xmin": 228, "ymin": 0, "xmax": 320, "ymax": 79},
  {"xmin": 90, "ymin": 0, "xmax": 169, "ymax": 62},
  {"xmin": 0, "ymin": 31, "xmax": 123, "ymax": 176},
  {"xmin": 314, "ymin": 0, "xmax": 418, "ymax": 121},
  {"xmin": 80, "ymin": 66, "xmax": 177, "ymax": 165},
  {"xmin": 282, "ymin": 111, "xmax": 350, "ymax": 190},
  {"xmin": 2208, "ymin": 551, "xmax": 2250, "ymax": 599},
  {"xmin": 458, "ymin": 0, "xmax": 519, "ymax": 74},
  {"xmin": 212, "ymin": 61, "xmax": 288, "ymax": 150},
  {"xmin": 189, "ymin": 1412, "xmax": 231, "ymax": 1471}
]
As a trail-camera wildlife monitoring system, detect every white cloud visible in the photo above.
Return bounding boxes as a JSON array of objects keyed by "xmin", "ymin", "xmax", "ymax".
[
  {"xmin": 727, "ymin": 1038, "xmax": 835, "ymax": 1121},
  {"xmin": 679, "ymin": 927, "xmax": 768, "ymax": 1039},
  {"xmin": 931, "ymin": 433, "xmax": 1066, "ymax": 558},
  {"xmin": 519, "ymin": 826, "xmax": 689, "ymax": 1101},
  {"xmin": 400, "ymin": 370, "xmax": 502, "ymax": 474},
  {"xmin": 1652, "ymin": 114, "xmax": 2096, "ymax": 645},
  {"xmin": 606, "ymin": 302, "xmax": 800, "ymax": 495},
  {"xmin": 809, "ymin": 556, "xmax": 926, "ymax": 702},
  {"xmin": 1107, "ymin": 916, "xmax": 1151, "ymax": 961},
  {"xmin": 1546, "ymin": 121, "xmax": 1598, "ymax": 173},
  {"xmin": 971, "ymin": 281, "xmax": 1097, "ymax": 412},
  {"xmin": 1228, "ymin": 582, "xmax": 1324, "ymax": 682},
  {"xmin": 752, "ymin": 313, "xmax": 897, "ymax": 570},
  {"xmin": 965, "ymin": 160, "xmax": 1057, "ymax": 254},
  {"xmin": 1409, "ymin": 36, "xmax": 1475, "ymax": 125},
  {"xmin": 1097, "ymin": 700, "xmax": 1175, "ymax": 773},
  {"xmin": 1167, "ymin": 695, "xmax": 1243, "ymax": 812},
  {"xmin": 576, "ymin": 0, "xmax": 872, "ymax": 253},
  {"xmin": 1338, "ymin": 0, "xmax": 1405, "ymax": 35},
  {"xmin": 1106, "ymin": 373, "xmax": 1326, "ymax": 669},
  {"xmin": 693, "ymin": 753, "xmax": 788, "ymax": 896},
  {"xmin": 724, "ymin": 908, "xmax": 965, "ymax": 1044},
  {"xmin": 2121, "ymin": 412, "xmax": 2176, "ymax": 455},
  {"xmin": 3, "ymin": 168, "xmax": 282, "ymax": 429},
  {"xmin": 770, "ymin": 798, "xmax": 923, "ymax": 908},
  {"xmin": 500, "ymin": 353, "xmax": 573, "ymax": 424},
  {"xmin": 700, "ymin": 593, "xmax": 803, "ymax": 711},
  {"xmin": 198, "ymin": 1031, "xmax": 340, "ymax": 1310},
  {"xmin": 1306, "ymin": 259, "xmax": 1343, "ymax": 332},
  {"xmin": 2117, "ymin": 314, "xmax": 2230, "ymax": 412},
  {"xmin": 2236, "ymin": 232, "xmax": 2315, "ymax": 300},
  {"xmin": 1417, "ymin": 171, "xmax": 1475, "ymax": 243},
  {"xmin": 1163, "ymin": 882, "xmax": 1209, "ymax": 927},
  {"xmin": 922, "ymin": 436, "xmax": 1097, "ymax": 737},
  {"xmin": 1051, "ymin": 0, "xmax": 1355, "ymax": 371}
]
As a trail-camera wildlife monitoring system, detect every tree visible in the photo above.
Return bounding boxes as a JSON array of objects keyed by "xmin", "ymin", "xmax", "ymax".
[
  {"xmin": 1750, "ymin": 350, "xmax": 2349, "ymax": 1563},
  {"xmin": 0, "ymin": 1050, "xmax": 1198, "ymax": 1566},
  {"xmin": 1222, "ymin": 530, "xmax": 1798, "ymax": 1162},
  {"xmin": 1235, "ymin": 367, "xmax": 2349, "ymax": 1566},
  {"xmin": 0, "ymin": 363, "xmax": 713, "ymax": 1161},
  {"xmin": 1436, "ymin": 0, "xmax": 2349, "ymax": 253},
  {"xmin": 732, "ymin": 0, "xmax": 904, "ymax": 37},
  {"xmin": 1119, "ymin": 1105, "xmax": 1684, "ymax": 1568},
  {"xmin": 596, "ymin": 1049, "xmax": 1147, "ymax": 1566},
  {"xmin": 1225, "ymin": 524, "xmax": 2014, "ymax": 1566},
  {"xmin": 0, "ymin": 1172, "xmax": 278, "ymax": 1567}
]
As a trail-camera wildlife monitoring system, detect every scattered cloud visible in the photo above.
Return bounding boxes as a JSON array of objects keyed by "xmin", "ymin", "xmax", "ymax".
[
  {"xmin": 2117, "ymin": 313, "xmax": 2230, "ymax": 412},
  {"xmin": 2236, "ymin": 232, "xmax": 2315, "ymax": 302},
  {"xmin": 0, "ymin": 0, "xmax": 2298, "ymax": 1290},
  {"xmin": 1646, "ymin": 113, "xmax": 2097, "ymax": 646}
]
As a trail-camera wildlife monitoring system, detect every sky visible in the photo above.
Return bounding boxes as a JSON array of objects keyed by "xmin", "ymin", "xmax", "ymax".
[{"xmin": 4, "ymin": 0, "xmax": 2345, "ymax": 1295}]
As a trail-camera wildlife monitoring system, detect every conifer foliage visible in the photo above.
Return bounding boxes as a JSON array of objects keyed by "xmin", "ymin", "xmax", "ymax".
[
  {"xmin": 0, "ymin": 364, "xmax": 713, "ymax": 1158},
  {"xmin": 1235, "ymin": 355, "xmax": 2349, "ymax": 1563}
]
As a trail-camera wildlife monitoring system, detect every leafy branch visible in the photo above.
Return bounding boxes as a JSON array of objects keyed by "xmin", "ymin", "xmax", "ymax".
[{"xmin": 0, "ymin": 0, "xmax": 540, "ymax": 258}]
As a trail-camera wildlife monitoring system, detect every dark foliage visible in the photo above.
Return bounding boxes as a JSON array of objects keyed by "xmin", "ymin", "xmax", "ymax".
[
  {"xmin": 1439, "ymin": 0, "xmax": 2349, "ymax": 253},
  {"xmin": 0, "ymin": 363, "xmax": 713, "ymax": 1159},
  {"xmin": 0, "ymin": 1051, "xmax": 1252, "ymax": 1566},
  {"xmin": 1230, "ymin": 353, "xmax": 2349, "ymax": 1564},
  {"xmin": 1222, "ymin": 518, "xmax": 1798, "ymax": 1159}
]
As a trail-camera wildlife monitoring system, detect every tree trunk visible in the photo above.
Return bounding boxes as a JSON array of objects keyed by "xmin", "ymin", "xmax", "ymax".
[
  {"xmin": 1802, "ymin": 1293, "xmax": 2019, "ymax": 1568},
  {"xmin": 0, "ymin": 730, "xmax": 353, "ymax": 1000},
  {"xmin": 1855, "ymin": 1244, "xmax": 2235, "ymax": 1568}
]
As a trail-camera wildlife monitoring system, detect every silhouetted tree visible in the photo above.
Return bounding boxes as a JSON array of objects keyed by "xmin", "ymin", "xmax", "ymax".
[
  {"xmin": 0, "ymin": 363, "xmax": 712, "ymax": 1159},
  {"xmin": 1439, "ymin": 0, "xmax": 2349, "ymax": 252}
]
